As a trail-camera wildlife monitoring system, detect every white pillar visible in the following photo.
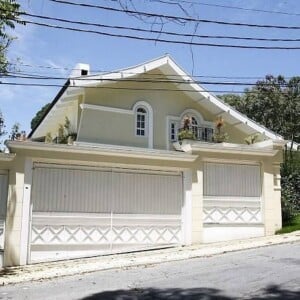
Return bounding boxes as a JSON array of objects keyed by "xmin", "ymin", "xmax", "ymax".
[
  {"xmin": 182, "ymin": 170, "xmax": 192, "ymax": 245},
  {"xmin": 19, "ymin": 158, "xmax": 33, "ymax": 265}
]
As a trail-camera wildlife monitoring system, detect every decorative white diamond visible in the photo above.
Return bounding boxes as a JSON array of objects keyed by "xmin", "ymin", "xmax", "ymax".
[
  {"xmin": 163, "ymin": 229, "xmax": 174, "ymax": 242},
  {"xmin": 147, "ymin": 228, "xmax": 159, "ymax": 243},
  {"xmin": 227, "ymin": 210, "xmax": 237, "ymax": 222},
  {"xmin": 212, "ymin": 209, "xmax": 223, "ymax": 221}
]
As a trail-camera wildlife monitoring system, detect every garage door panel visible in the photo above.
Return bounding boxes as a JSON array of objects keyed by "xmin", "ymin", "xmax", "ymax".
[
  {"xmin": 112, "ymin": 172, "xmax": 182, "ymax": 214},
  {"xmin": 32, "ymin": 167, "xmax": 112, "ymax": 213},
  {"xmin": 204, "ymin": 163, "xmax": 261, "ymax": 197},
  {"xmin": 203, "ymin": 162, "xmax": 263, "ymax": 242},
  {"xmin": 30, "ymin": 165, "xmax": 182, "ymax": 263},
  {"xmin": 30, "ymin": 212, "xmax": 181, "ymax": 262}
]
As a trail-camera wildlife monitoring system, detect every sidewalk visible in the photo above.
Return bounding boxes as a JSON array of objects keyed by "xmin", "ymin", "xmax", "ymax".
[{"xmin": 1, "ymin": 231, "xmax": 299, "ymax": 286}]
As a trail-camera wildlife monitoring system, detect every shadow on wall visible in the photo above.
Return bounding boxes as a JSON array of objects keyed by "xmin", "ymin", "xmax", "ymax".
[{"xmin": 80, "ymin": 285, "xmax": 300, "ymax": 300}]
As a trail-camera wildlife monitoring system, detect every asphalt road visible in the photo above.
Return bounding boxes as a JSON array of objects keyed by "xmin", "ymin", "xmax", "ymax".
[{"xmin": 0, "ymin": 242, "xmax": 299, "ymax": 300}]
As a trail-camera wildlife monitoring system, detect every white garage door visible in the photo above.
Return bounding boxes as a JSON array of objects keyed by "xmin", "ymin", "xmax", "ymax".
[
  {"xmin": 203, "ymin": 162, "xmax": 264, "ymax": 243},
  {"xmin": 30, "ymin": 163, "xmax": 183, "ymax": 263}
]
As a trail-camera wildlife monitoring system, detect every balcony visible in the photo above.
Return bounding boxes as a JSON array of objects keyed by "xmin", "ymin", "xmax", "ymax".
[{"xmin": 177, "ymin": 126, "xmax": 214, "ymax": 142}]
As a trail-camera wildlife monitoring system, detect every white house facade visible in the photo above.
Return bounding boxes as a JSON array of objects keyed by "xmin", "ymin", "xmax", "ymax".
[{"xmin": 0, "ymin": 55, "xmax": 285, "ymax": 267}]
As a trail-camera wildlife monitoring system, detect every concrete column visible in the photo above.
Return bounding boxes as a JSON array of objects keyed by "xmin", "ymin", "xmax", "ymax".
[
  {"xmin": 272, "ymin": 163, "xmax": 282, "ymax": 231},
  {"xmin": 3, "ymin": 156, "xmax": 32, "ymax": 267},
  {"xmin": 19, "ymin": 158, "xmax": 33, "ymax": 264},
  {"xmin": 4, "ymin": 168, "xmax": 25, "ymax": 266},
  {"xmin": 191, "ymin": 162, "xmax": 203, "ymax": 244},
  {"xmin": 182, "ymin": 170, "xmax": 192, "ymax": 245},
  {"xmin": 262, "ymin": 159, "xmax": 282, "ymax": 236}
]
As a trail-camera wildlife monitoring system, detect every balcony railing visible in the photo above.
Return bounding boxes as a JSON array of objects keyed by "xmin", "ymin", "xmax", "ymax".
[{"xmin": 178, "ymin": 126, "xmax": 214, "ymax": 142}]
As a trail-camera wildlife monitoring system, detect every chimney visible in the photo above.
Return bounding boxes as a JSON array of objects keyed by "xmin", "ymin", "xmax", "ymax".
[{"xmin": 69, "ymin": 63, "xmax": 90, "ymax": 78}]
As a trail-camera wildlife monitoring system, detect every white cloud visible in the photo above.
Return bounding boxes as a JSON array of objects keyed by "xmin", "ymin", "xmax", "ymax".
[{"xmin": 43, "ymin": 58, "xmax": 70, "ymax": 77}]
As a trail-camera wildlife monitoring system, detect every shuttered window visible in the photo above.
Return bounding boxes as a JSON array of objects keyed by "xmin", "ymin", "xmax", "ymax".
[
  {"xmin": 204, "ymin": 162, "xmax": 261, "ymax": 197},
  {"xmin": 31, "ymin": 165, "xmax": 182, "ymax": 215}
]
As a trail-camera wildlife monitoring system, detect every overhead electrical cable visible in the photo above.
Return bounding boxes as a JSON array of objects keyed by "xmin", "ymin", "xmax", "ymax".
[
  {"xmin": 6, "ymin": 63, "xmax": 297, "ymax": 81},
  {"xmin": 19, "ymin": 19, "xmax": 300, "ymax": 50},
  {"xmin": 50, "ymin": 0, "xmax": 300, "ymax": 30},
  {"xmin": 148, "ymin": 0, "xmax": 300, "ymax": 17},
  {"xmin": 3, "ymin": 73, "xmax": 291, "ymax": 87},
  {"xmin": 1, "ymin": 7, "xmax": 300, "ymax": 43},
  {"xmin": 0, "ymin": 81, "xmax": 263, "ymax": 94}
]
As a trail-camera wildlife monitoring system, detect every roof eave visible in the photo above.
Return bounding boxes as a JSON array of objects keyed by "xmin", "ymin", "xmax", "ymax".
[
  {"xmin": 6, "ymin": 141, "xmax": 197, "ymax": 162},
  {"xmin": 28, "ymin": 80, "xmax": 70, "ymax": 138}
]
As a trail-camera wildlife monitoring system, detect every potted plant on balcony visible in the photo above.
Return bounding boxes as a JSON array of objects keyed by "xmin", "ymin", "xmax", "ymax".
[
  {"xmin": 67, "ymin": 132, "xmax": 77, "ymax": 145},
  {"xmin": 244, "ymin": 133, "xmax": 260, "ymax": 145},
  {"xmin": 178, "ymin": 116, "xmax": 196, "ymax": 141},
  {"xmin": 56, "ymin": 117, "xmax": 77, "ymax": 145},
  {"xmin": 213, "ymin": 116, "xmax": 229, "ymax": 143}
]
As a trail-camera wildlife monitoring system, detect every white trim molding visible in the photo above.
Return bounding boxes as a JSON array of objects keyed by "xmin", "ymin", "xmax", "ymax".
[
  {"xmin": 180, "ymin": 109, "xmax": 213, "ymax": 128},
  {"xmin": 179, "ymin": 140, "xmax": 279, "ymax": 156},
  {"xmin": 7, "ymin": 141, "xmax": 197, "ymax": 162},
  {"xmin": 80, "ymin": 103, "xmax": 134, "ymax": 115},
  {"xmin": 0, "ymin": 153, "xmax": 16, "ymax": 162}
]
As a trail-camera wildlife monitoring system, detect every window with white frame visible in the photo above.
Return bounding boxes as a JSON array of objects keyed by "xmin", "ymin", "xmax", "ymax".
[
  {"xmin": 169, "ymin": 121, "xmax": 178, "ymax": 142},
  {"xmin": 180, "ymin": 112, "xmax": 214, "ymax": 142},
  {"xmin": 191, "ymin": 117, "xmax": 198, "ymax": 136},
  {"xmin": 136, "ymin": 107, "xmax": 147, "ymax": 136}
]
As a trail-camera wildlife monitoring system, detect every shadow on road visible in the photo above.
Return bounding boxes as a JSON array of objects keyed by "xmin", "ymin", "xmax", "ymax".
[
  {"xmin": 80, "ymin": 285, "xmax": 300, "ymax": 300},
  {"xmin": 0, "ymin": 267, "xmax": 20, "ymax": 276}
]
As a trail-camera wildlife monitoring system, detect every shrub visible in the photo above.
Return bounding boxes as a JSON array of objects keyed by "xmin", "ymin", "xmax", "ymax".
[
  {"xmin": 178, "ymin": 129, "xmax": 195, "ymax": 141},
  {"xmin": 281, "ymin": 151, "xmax": 300, "ymax": 224}
]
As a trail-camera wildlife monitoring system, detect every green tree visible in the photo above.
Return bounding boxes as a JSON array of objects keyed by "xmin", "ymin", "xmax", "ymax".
[
  {"xmin": 219, "ymin": 93, "xmax": 245, "ymax": 113},
  {"xmin": 0, "ymin": 0, "xmax": 24, "ymax": 73},
  {"xmin": 221, "ymin": 75, "xmax": 299, "ymax": 144},
  {"xmin": 30, "ymin": 102, "xmax": 51, "ymax": 130}
]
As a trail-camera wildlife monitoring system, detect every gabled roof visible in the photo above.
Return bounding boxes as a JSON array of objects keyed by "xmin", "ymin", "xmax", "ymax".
[{"xmin": 29, "ymin": 54, "xmax": 283, "ymax": 140}]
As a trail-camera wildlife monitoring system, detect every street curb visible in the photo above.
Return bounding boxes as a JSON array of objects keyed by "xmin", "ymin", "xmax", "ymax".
[{"xmin": 1, "ymin": 231, "xmax": 300, "ymax": 286}]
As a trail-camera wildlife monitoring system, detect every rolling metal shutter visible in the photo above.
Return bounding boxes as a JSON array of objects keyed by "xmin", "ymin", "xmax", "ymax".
[
  {"xmin": 203, "ymin": 162, "xmax": 263, "ymax": 242},
  {"xmin": 30, "ymin": 164, "xmax": 183, "ymax": 263},
  {"xmin": 203, "ymin": 162, "xmax": 262, "ymax": 224}
]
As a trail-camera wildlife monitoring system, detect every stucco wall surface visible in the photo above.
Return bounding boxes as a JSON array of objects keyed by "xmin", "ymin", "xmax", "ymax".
[
  {"xmin": 1, "ymin": 144, "xmax": 283, "ymax": 266},
  {"xmin": 81, "ymin": 71, "xmax": 247, "ymax": 149}
]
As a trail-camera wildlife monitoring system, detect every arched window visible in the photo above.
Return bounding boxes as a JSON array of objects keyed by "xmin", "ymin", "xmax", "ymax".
[
  {"xmin": 181, "ymin": 115, "xmax": 199, "ymax": 135},
  {"xmin": 176, "ymin": 109, "xmax": 214, "ymax": 142},
  {"xmin": 191, "ymin": 116, "xmax": 198, "ymax": 136},
  {"xmin": 136, "ymin": 106, "xmax": 148, "ymax": 136},
  {"xmin": 133, "ymin": 101, "xmax": 153, "ymax": 148}
]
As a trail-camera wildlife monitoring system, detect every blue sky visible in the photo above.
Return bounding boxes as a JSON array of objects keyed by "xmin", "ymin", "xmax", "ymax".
[{"xmin": 1, "ymin": 0, "xmax": 300, "ymax": 137}]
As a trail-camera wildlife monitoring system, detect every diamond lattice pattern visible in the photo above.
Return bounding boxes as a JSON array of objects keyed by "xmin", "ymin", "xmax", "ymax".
[
  {"xmin": 31, "ymin": 225, "xmax": 181, "ymax": 245},
  {"xmin": 203, "ymin": 207, "xmax": 261, "ymax": 223}
]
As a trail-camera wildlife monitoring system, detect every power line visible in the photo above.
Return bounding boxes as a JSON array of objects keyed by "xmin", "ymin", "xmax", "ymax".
[
  {"xmin": 50, "ymin": 0, "xmax": 300, "ymax": 30},
  {"xmin": 3, "ymin": 72, "xmax": 290, "ymax": 87},
  {"xmin": 0, "ymin": 81, "xmax": 258, "ymax": 94},
  {"xmin": 7, "ymin": 62, "xmax": 297, "ymax": 81},
  {"xmin": 0, "ymin": 6, "xmax": 297, "ymax": 43},
  {"xmin": 149, "ymin": 0, "xmax": 300, "ymax": 17},
  {"xmin": 13, "ymin": 8, "xmax": 300, "ymax": 43},
  {"xmin": 21, "ymin": 19, "xmax": 300, "ymax": 50},
  {"xmin": 2, "ymin": 6, "xmax": 300, "ymax": 53}
]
